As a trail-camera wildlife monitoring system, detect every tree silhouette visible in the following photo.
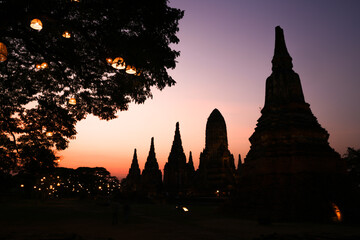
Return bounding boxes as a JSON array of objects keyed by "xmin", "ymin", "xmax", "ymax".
[
  {"xmin": 0, "ymin": 0, "xmax": 183, "ymax": 173},
  {"xmin": 344, "ymin": 148, "xmax": 360, "ymax": 189}
]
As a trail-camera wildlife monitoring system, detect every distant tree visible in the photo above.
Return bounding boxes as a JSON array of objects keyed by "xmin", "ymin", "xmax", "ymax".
[
  {"xmin": 343, "ymin": 147, "xmax": 360, "ymax": 188},
  {"xmin": 0, "ymin": 0, "xmax": 183, "ymax": 173}
]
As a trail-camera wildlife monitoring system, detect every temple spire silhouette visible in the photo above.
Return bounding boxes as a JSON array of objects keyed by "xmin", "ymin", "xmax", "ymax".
[
  {"xmin": 141, "ymin": 137, "xmax": 162, "ymax": 195},
  {"xmin": 271, "ymin": 26, "xmax": 293, "ymax": 71},
  {"xmin": 264, "ymin": 26, "xmax": 305, "ymax": 109},
  {"xmin": 128, "ymin": 148, "xmax": 140, "ymax": 177},
  {"xmin": 197, "ymin": 108, "xmax": 236, "ymax": 193},
  {"xmin": 124, "ymin": 148, "xmax": 141, "ymax": 192},
  {"xmin": 187, "ymin": 151, "xmax": 195, "ymax": 172},
  {"xmin": 241, "ymin": 26, "xmax": 345, "ymax": 221},
  {"xmin": 164, "ymin": 122, "xmax": 188, "ymax": 195}
]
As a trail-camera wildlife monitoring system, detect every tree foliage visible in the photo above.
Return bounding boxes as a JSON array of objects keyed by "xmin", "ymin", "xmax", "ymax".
[
  {"xmin": 343, "ymin": 147, "xmax": 360, "ymax": 188},
  {"xmin": 0, "ymin": 0, "xmax": 183, "ymax": 173}
]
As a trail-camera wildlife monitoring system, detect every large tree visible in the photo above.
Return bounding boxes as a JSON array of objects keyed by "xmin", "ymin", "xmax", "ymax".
[{"xmin": 0, "ymin": 0, "xmax": 183, "ymax": 173}]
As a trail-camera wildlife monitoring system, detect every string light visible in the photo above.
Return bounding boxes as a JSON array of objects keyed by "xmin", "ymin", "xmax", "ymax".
[{"xmin": 30, "ymin": 19, "xmax": 43, "ymax": 31}]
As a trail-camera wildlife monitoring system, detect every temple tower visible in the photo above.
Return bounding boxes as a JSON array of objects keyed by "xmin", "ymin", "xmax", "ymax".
[
  {"xmin": 141, "ymin": 137, "xmax": 162, "ymax": 195},
  {"xmin": 187, "ymin": 151, "xmax": 195, "ymax": 177},
  {"xmin": 197, "ymin": 109, "xmax": 236, "ymax": 194},
  {"xmin": 240, "ymin": 26, "xmax": 346, "ymax": 221},
  {"xmin": 124, "ymin": 148, "xmax": 141, "ymax": 192},
  {"xmin": 163, "ymin": 122, "xmax": 188, "ymax": 195}
]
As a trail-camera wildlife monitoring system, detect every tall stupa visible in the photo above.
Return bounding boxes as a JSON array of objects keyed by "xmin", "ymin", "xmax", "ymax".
[
  {"xmin": 240, "ymin": 26, "xmax": 346, "ymax": 221},
  {"xmin": 197, "ymin": 109, "xmax": 236, "ymax": 194},
  {"xmin": 141, "ymin": 137, "xmax": 162, "ymax": 195},
  {"xmin": 163, "ymin": 122, "xmax": 189, "ymax": 195}
]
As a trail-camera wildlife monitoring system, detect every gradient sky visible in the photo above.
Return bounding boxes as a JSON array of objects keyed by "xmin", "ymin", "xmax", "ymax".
[{"xmin": 60, "ymin": 0, "xmax": 360, "ymax": 179}]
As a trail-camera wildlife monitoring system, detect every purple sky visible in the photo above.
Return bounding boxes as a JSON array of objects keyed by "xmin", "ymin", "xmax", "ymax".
[{"xmin": 60, "ymin": 0, "xmax": 360, "ymax": 179}]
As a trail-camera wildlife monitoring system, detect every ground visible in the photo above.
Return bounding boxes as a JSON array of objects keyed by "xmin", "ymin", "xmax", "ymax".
[{"xmin": 0, "ymin": 199, "xmax": 359, "ymax": 240}]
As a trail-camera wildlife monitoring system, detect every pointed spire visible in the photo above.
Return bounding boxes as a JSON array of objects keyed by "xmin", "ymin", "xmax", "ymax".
[
  {"xmin": 237, "ymin": 154, "xmax": 242, "ymax": 173},
  {"xmin": 169, "ymin": 122, "xmax": 184, "ymax": 156},
  {"xmin": 131, "ymin": 148, "xmax": 139, "ymax": 168},
  {"xmin": 149, "ymin": 137, "xmax": 155, "ymax": 156},
  {"xmin": 175, "ymin": 122, "xmax": 181, "ymax": 142},
  {"xmin": 189, "ymin": 151, "xmax": 194, "ymax": 165},
  {"xmin": 187, "ymin": 151, "xmax": 195, "ymax": 173},
  {"xmin": 188, "ymin": 151, "xmax": 194, "ymax": 165},
  {"xmin": 127, "ymin": 148, "xmax": 140, "ymax": 179},
  {"xmin": 144, "ymin": 137, "xmax": 159, "ymax": 171},
  {"xmin": 174, "ymin": 122, "xmax": 182, "ymax": 145},
  {"xmin": 271, "ymin": 26, "xmax": 293, "ymax": 71}
]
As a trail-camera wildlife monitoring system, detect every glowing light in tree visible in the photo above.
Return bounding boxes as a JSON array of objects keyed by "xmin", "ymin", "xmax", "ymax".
[
  {"xmin": 41, "ymin": 62, "xmax": 48, "ymax": 69},
  {"xmin": 30, "ymin": 19, "xmax": 43, "ymax": 31},
  {"xmin": 111, "ymin": 57, "xmax": 125, "ymax": 70},
  {"xmin": 62, "ymin": 31, "xmax": 71, "ymax": 38},
  {"xmin": 125, "ymin": 65, "xmax": 136, "ymax": 74},
  {"xmin": 46, "ymin": 131, "xmax": 53, "ymax": 137},
  {"xmin": 0, "ymin": 42, "xmax": 8, "ymax": 62},
  {"xmin": 106, "ymin": 58, "xmax": 113, "ymax": 64},
  {"xmin": 68, "ymin": 98, "xmax": 76, "ymax": 105}
]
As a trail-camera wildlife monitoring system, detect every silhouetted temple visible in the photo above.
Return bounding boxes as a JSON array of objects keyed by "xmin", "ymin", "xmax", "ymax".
[
  {"xmin": 141, "ymin": 137, "xmax": 162, "ymax": 195},
  {"xmin": 124, "ymin": 149, "xmax": 141, "ymax": 192},
  {"xmin": 197, "ymin": 109, "xmax": 236, "ymax": 194},
  {"xmin": 186, "ymin": 151, "xmax": 196, "ymax": 187},
  {"xmin": 163, "ymin": 122, "xmax": 188, "ymax": 195},
  {"xmin": 239, "ymin": 26, "xmax": 346, "ymax": 221}
]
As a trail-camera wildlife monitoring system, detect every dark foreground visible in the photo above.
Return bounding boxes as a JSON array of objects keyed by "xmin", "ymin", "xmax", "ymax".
[{"xmin": 0, "ymin": 199, "xmax": 359, "ymax": 240}]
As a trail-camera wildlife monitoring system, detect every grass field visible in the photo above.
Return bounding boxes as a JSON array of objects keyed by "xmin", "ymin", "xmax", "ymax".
[{"xmin": 0, "ymin": 199, "xmax": 360, "ymax": 240}]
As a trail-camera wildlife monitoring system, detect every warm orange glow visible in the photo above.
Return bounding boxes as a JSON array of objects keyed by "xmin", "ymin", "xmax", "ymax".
[
  {"xmin": 71, "ymin": 0, "xmax": 80, "ymax": 2},
  {"xmin": 135, "ymin": 70, "xmax": 142, "ymax": 76},
  {"xmin": 182, "ymin": 207, "xmax": 189, "ymax": 212},
  {"xmin": 46, "ymin": 131, "xmax": 53, "ymax": 137},
  {"xmin": 125, "ymin": 65, "xmax": 136, "ymax": 74},
  {"xmin": 20, "ymin": 184, "xmax": 24, "ymax": 188},
  {"xmin": 62, "ymin": 31, "xmax": 71, "ymax": 38},
  {"xmin": 41, "ymin": 62, "xmax": 48, "ymax": 69},
  {"xmin": 106, "ymin": 58, "xmax": 113, "ymax": 64},
  {"xmin": 36, "ymin": 64, "xmax": 41, "ymax": 69},
  {"xmin": 30, "ymin": 19, "xmax": 43, "ymax": 31},
  {"xmin": 111, "ymin": 57, "xmax": 126, "ymax": 70},
  {"xmin": 332, "ymin": 203, "xmax": 342, "ymax": 222},
  {"xmin": 69, "ymin": 98, "xmax": 76, "ymax": 105},
  {"xmin": 0, "ymin": 42, "xmax": 8, "ymax": 62}
]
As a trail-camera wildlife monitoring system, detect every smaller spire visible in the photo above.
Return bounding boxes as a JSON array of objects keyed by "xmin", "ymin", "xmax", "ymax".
[
  {"xmin": 144, "ymin": 137, "xmax": 159, "ymax": 171},
  {"xmin": 187, "ymin": 151, "xmax": 195, "ymax": 172},
  {"xmin": 188, "ymin": 151, "xmax": 194, "ymax": 165},
  {"xmin": 271, "ymin": 26, "xmax": 293, "ymax": 71},
  {"xmin": 127, "ymin": 148, "xmax": 140, "ymax": 179},
  {"xmin": 170, "ymin": 122, "xmax": 184, "ymax": 156},
  {"xmin": 174, "ymin": 122, "xmax": 181, "ymax": 143},
  {"xmin": 132, "ymin": 149, "xmax": 139, "ymax": 166},
  {"xmin": 150, "ymin": 137, "xmax": 155, "ymax": 154},
  {"xmin": 237, "ymin": 154, "xmax": 242, "ymax": 173}
]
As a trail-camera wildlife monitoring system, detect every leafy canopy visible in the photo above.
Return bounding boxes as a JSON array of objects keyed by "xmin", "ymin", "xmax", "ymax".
[{"xmin": 0, "ymin": 0, "xmax": 183, "ymax": 173}]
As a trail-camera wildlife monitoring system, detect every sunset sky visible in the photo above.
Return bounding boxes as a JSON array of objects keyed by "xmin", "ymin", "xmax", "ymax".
[{"xmin": 60, "ymin": 0, "xmax": 360, "ymax": 179}]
